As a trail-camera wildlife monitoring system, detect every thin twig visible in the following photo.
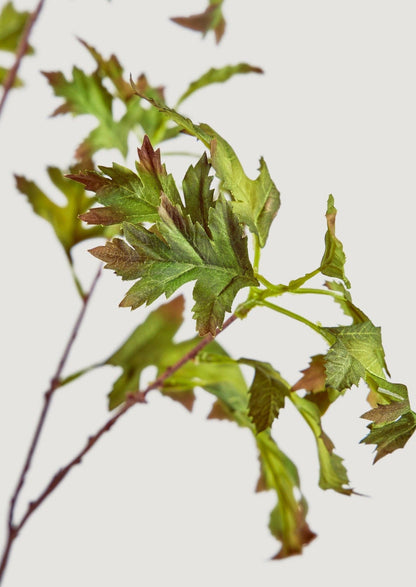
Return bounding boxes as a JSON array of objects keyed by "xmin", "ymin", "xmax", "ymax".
[
  {"xmin": 0, "ymin": 0, "xmax": 46, "ymax": 119},
  {"xmin": 0, "ymin": 312, "xmax": 237, "ymax": 583},
  {"xmin": 0, "ymin": 265, "xmax": 101, "ymax": 583},
  {"xmin": 16, "ymin": 313, "xmax": 237, "ymax": 532}
]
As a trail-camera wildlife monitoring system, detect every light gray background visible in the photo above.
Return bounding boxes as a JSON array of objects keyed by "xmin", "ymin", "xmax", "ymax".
[{"xmin": 1, "ymin": 0, "xmax": 415, "ymax": 585}]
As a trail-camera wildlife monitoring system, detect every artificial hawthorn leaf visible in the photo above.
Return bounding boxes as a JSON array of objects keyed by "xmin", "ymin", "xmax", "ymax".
[
  {"xmin": 131, "ymin": 95, "xmax": 281, "ymax": 247},
  {"xmin": 15, "ymin": 167, "xmax": 105, "ymax": 258},
  {"xmin": 320, "ymin": 195, "xmax": 351, "ymax": 288},
  {"xmin": 359, "ymin": 373, "xmax": 416, "ymax": 462},
  {"xmin": 42, "ymin": 67, "xmax": 130, "ymax": 158},
  {"xmin": 106, "ymin": 296, "xmax": 185, "ymax": 409},
  {"xmin": 176, "ymin": 63, "xmax": 263, "ymax": 106},
  {"xmin": 240, "ymin": 359, "xmax": 289, "ymax": 433},
  {"xmin": 0, "ymin": 2, "xmax": 33, "ymax": 54},
  {"xmin": 324, "ymin": 321, "xmax": 386, "ymax": 391},
  {"xmin": 73, "ymin": 135, "xmax": 181, "ymax": 227},
  {"xmin": 168, "ymin": 350, "xmax": 316, "ymax": 558},
  {"xmin": 182, "ymin": 151, "xmax": 214, "ymax": 235},
  {"xmin": 291, "ymin": 394, "xmax": 353, "ymax": 494},
  {"xmin": 171, "ymin": 1, "xmax": 226, "ymax": 44},
  {"xmin": 93, "ymin": 194, "xmax": 257, "ymax": 335},
  {"xmin": 361, "ymin": 410, "xmax": 416, "ymax": 463},
  {"xmin": 256, "ymin": 432, "xmax": 317, "ymax": 558}
]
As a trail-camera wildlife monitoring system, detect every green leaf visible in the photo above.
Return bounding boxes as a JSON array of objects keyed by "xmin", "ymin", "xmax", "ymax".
[
  {"xmin": 320, "ymin": 195, "xmax": 351, "ymax": 288},
  {"xmin": 72, "ymin": 136, "xmax": 181, "ymax": 226},
  {"xmin": 92, "ymin": 194, "xmax": 257, "ymax": 335},
  {"xmin": 43, "ymin": 67, "xmax": 130, "ymax": 159},
  {"xmin": 165, "ymin": 351, "xmax": 316, "ymax": 558},
  {"xmin": 324, "ymin": 321, "xmax": 386, "ymax": 390},
  {"xmin": 176, "ymin": 63, "xmax": 263, "ymax": 106},
  {"xmin": 171, "ymin": 0, "xmax": 226, "ymax": 44},
  {"xmin": 361, "ymin": 409, "xmax": 416, "ymax": 463},
  {"xmin": 106, "ymin": 296, "xmax": 185, "ymax": 409},
  {"xmin": 359, "ymin": 373, "xmax": 416, "ymax": 462},
  {"xmin": 0, "ymin": 2, "xmax": 33, "ymax": 54},
  {"xmin": 182, "ymin": 152, "xmax": 215, "ymax": 235},
  {"xmin": 291, "ymin": 394, "xmax": 353, "ymax": 494},
  {"xmin": 256, "ymin": 433, "xmax": 317, "ymax": 559},
  {"xmin": 132, "ymin": 96, "xmax": 281, "ymax": 247},
  {"xmin": 15, "ymin": 167, "xmax": 105, "ymax": 258},
  {"xmin": 239, "ymin": 359, "xmax": 289, "ymax": 433}
]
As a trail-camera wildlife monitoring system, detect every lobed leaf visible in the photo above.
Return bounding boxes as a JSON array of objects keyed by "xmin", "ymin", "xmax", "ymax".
[
  {"xmin": 106, "ymin": 296, "xmax": 185, "ymax": 409},
  {"xmin": 15, "ymin": 167, "xmax": 105, "ymax": 258},
  {"xmin": 0, "ymin": 2, "xmax": 33, "ymax": 54},
  {"xmin": 133, "ymin": 95, "xmax": 281, "ymax": 247},
  {"xmin": 73, "ymin": 136, "xmax": 181, "ymax": 227},
  {"xmin": 91, "ymin": 191, "xmax": 257, "ymax": 335},
  {"xmin": 324, "ymin": 321, "xmax": 386, "ymax": 391}
]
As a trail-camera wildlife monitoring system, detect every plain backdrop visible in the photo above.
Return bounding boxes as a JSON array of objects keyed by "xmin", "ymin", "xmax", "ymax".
[{"xmin": 1, "ymin": 0, "xmax": 416, "ymax": 585}]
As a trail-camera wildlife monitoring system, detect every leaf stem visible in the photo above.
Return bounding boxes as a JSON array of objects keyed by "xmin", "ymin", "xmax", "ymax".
[
  {"xmin": 0, "ymin": 265, "xmax": 101, "ymax": 583},
  {"xmin": 0, "ymin": 309, "xmax": 235, "ymax": 582},
  {"xmin": 256, "ymin": 299, "xmax": 330, "ymax": 340},
  {"xmin": 0, "ymin": 0, "xmax": 46, "ymax": 120}
]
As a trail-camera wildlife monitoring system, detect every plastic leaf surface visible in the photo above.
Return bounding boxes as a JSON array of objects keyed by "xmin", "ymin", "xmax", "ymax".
[
  {"xmin": 133, "ymin": 97, "xmax": 281, "ymax": 247},
  {"xmin": 320, "ymin": 195, "xmax": 351, "ymax": 288},
  {"xmin": 72, "ymin": 136, "xmax": 181, "ymax": 227},
  {"xmin": 106, "ymin": 296, "xmax": 185, "ymax": 409},
  {"xmin": 91, "ymin": 192, "xmax": 257, "ymax": 335},
  {"xmin": 360, "ymin": 374, "xmax": 416, "ymax": 462},
  {"xmin": 15, "ymin": 167, "xmax": 105, "ymax": 258},
  {"xmin": 240, "ymin": 359, "xmax": 289, "ymax": 432},
  {"xmin": 324, "ymin": 322, "xmax": 386, "ymax": 390},
  {"xmin": 164, "ymin": 351, "xmax": 316, "ymax": 558}
]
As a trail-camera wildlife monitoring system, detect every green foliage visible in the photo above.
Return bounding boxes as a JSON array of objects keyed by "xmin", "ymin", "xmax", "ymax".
[
  {"xmin": 132, "ymin": 95, "xmax": 281, "ymax": 247},
  {"xmin": 15, "ymin": 167, "xmax": 106, "ymax": 259},
  {"xmin": 324, "ymin": 322, "xmax": 386, "ymax": 390},
  {"xmin": 43, "ymin": 38, "xmax": 261, "ymax": 165},
  {"xmin": 90, "ymin": 191, "xmax": 257, "ymax": 335},
  {"xmin": 0, "ymin": 1, "xmax": 33, "ymax": 88},
  {"xmin": 240, "ymin": 359, "xmax": 289, "ymax": 433},
  {"xmin": 320, "ymin": 195, "xmax": 351, "ymax": 288}
]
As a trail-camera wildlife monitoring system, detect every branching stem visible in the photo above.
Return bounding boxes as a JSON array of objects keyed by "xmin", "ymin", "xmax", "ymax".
[
  {"xmin": 0, "ymin": 0, "xmax": 46, "ymax": 120},
  {"xmin": 0, "ymin": 307, "xmax": 235, "ymax": 583},
  {"xmin": 0, "ymin": 265, "xmax": 101, "ymax": 583}
]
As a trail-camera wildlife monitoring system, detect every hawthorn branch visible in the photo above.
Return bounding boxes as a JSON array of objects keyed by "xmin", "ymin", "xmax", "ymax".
[
  {"xmin": 0, "ymin": 0, "xmax": 46, "ymax": 119},
  {"xmin": 0, "ymin": 266, "xmax": 101, "ymax": 583},
  {"xmin": 11, "ymin": 313, "xmax": 237, "ymax": 534}
]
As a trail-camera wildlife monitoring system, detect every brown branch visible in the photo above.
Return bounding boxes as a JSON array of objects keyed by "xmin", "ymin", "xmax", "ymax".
[
  {"xmin": 1, "ymin": 311, "xmax": 237, "ymax": 571},
  {"xmin": 0, "ymin": 0, "xmax": 46, "ymax": 119},
  {"xmin": 0, "ymin": 266, "xmax": 101, "ymax": 583}
]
